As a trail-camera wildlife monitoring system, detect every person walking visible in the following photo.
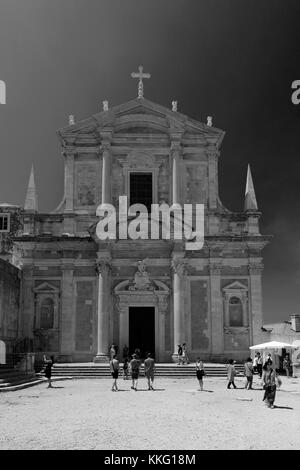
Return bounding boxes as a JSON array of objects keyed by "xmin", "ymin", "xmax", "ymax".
[
  {"xmin": 43, "ymin": 354, "xmax": 55, "ymax": 388},
  {"xmin": 196, "ymin": 358, "xmax": 205, "ymax": 391},
  {"xmin": 123, "ymin": 357, "xmax": 129, "ymax": 380},
  {"xmin": 182, "ymin": 343, "xmax": 189, "ymax": 364},
  {"xmin": 226, "ymin": 359, "xmax": 237, "ymax": 389},
  {"xmin": 109, "ymin": 344, "xmax": 116, "ymax": 361},
  {"xmin": 256, "ymin": 352, "xmax": 263, "ymax": 378},
  {"xmin": 253, "ymin": 353, "xmax": 258, "ymax": 374},
  {"xmin": 244, "ymin": 357, "xmax": 254, "ymax": 389},
  {"xmin": 129, "ymin": 353, "xmax": 140, "ymax": 391},
  {"xmin": 283, "ymin": 355, "xmax": 291, "ymax": 378},
  {"xmin": 262, "ymin": 363, "xmax": 282, "ymax": 408},
  {"xmin": 110, "ymin": 354, "xmax": 119, "ymax": 391},
  {"xmin": 144, "ymin": 352, "xmax": 155, "ymax": 390},
  {"xmin": 177, "ymin": 344, "xmax": 183, "ymax": 365}
]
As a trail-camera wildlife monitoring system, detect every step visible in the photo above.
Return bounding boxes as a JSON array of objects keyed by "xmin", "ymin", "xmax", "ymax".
[{"xmin": 0, "ymin": 374, "xmax": 39, "ymax": 389}]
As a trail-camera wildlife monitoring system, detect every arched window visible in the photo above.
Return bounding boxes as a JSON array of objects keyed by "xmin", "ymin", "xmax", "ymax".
[
  {"xmin": 40, "ymin": 298, "xmax": 54, "ymax": 329},
  {"xmin": 229, "ymin": 297, "xmax": 243, "ymax": 327}
]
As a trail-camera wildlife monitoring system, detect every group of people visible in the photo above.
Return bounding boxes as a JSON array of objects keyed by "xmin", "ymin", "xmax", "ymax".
[
  {"xmin": 44, "ymin": 347, "xmax": 288, "ymax": 408},
  {"xmin": 110, "ymin": 351, "xmax": 155, "ymax": 392},
  {"xmin": 226, "ymin": 354, "xmax": 282, "ymax": 409}
]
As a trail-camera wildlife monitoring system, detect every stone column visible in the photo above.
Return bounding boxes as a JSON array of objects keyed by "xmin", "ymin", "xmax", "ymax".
[
  {"xmin": 64, "ymin": 146, "xmax": 75, "ymax": 212},
  {"xmin": 209, "ymin": 262, "xmax": 223, "ymax": 358},
  {"xmin": 171, "ymin": 254, "xmax": 186, "ymax": 361},
  {"xmin": 20, "ymin": 264, "xmax": 35, "ymax": 339},
  {"xmin": 224, "ymin": 293, "xmax": 230, "ymax": 327},
  {"xmin": 241, "ymin": 292, "xmax": 249, "ymax": 327},
  {"xmin": 249, "ymin": 261, "xmax": 264, "ymax": 345},
  {"xmin": 118, "ymin": 303, "xmax": 128, "ymax": 358},
  {"xmin": 60, "ymin": 263, "xmax": 74, "ymax": 361},
  {"xmin": 206, "ymin": 144, "xmax": 220, "ymax": 210},
  {"xmin": 94, "ymin": 256, "xmax": 111, "ymax": 362},
  {"xmin": 62, "ymin": 145, "xmax": 76, "ymax": 234},
  {"xmin": 171, "ymin": 141, "xmax": 182, "ymax": 205},
  {"xmin": 101, "ymin": 141, "xmax": 112, "ymax": 204}
]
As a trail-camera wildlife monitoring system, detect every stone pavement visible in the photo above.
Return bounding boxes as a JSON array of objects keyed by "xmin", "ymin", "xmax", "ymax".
[{"xmin": 0, "ymin": 375, "xmax": 299, "ymax": 450}]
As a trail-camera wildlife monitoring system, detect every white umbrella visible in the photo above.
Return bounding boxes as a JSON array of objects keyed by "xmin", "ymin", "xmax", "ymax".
[{"xmin": 249, "ymin": 341, "xmax": 298, "ymax": 350}]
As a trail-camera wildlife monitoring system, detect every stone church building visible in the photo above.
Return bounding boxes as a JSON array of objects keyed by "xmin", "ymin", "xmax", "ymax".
[{"xmin": 9, "ymin": 73, "xmax": 270, "ymax": 363}]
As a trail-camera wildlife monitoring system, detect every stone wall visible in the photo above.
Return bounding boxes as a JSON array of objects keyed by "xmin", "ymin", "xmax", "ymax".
[{"xmin": 0, "ymin": 259, "xmax": 20, "ymax": 354}]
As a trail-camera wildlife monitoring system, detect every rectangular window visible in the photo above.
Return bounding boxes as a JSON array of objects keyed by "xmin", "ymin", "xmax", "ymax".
[
  {"xmin": 129, "ymin": 173, "xmax": 152, "ymax": 212},
  {"xmin": 0, "ymin": 214, "xmax": 9, "ymax": 232}
]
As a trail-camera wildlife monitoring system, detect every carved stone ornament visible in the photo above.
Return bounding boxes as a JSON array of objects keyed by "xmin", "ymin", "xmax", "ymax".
[
  {"xmin": 224, "ymin": 326, "xmax": 249, "ymax": 336},
  {"xmin": 128, "ymin": 260, "xmax": 155, "ymax": 291},
  {"xmin": 100, "ymin": 141, "xmax": 111, "ymax": 153},
  {"xmin": 171, "ymin": 257, "xmax": 187, "ymax": 276},
  {"xmin": 170, "ymin": 141, "xmax": 182, "ymax": 158}
]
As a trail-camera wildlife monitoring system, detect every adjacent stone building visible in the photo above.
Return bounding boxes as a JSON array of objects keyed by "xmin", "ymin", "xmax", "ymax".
[{"xmin": 13, "ymin": 81, "xmax": 271, "ymax": 362}]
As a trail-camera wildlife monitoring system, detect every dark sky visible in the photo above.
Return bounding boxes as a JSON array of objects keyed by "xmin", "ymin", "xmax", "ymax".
[{"xmin": 0, "ymin": 0, "xmax": 300, "ymax": 323}]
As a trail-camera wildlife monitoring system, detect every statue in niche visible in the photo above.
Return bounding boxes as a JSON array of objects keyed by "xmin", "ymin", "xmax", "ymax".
[{"xmin": 129, "ymin": 260, "xmax": 155, "ymax": 291}]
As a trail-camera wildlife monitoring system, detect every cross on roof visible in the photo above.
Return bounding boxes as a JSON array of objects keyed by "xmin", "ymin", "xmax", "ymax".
[{"xmin": 131, "ymin": 65, "xmax": 151, "ymax": 99}]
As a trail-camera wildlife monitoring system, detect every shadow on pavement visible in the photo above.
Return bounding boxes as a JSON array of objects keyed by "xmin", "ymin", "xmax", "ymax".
[{"xmin": 274, "ymin": 405, "xmax": 293, "ymax": 410}]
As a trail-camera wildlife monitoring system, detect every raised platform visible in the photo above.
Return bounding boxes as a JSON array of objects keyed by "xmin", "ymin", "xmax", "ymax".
[{"xmin": 51, "ymin": 362, "xmax": 245, "ymax": 378}]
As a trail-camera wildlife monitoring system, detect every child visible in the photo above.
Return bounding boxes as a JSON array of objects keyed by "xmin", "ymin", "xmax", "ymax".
[{"xmin": 44, "ymin": 354, "xmax": 55, "ymax": 388}]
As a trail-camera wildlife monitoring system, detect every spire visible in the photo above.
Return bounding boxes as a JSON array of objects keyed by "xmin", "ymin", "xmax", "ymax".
[
  {"xmin": 24, "ymin": 164, "xmax": 38, "ymax": 211},
  {"xmin": 244, "ymin": 164, "xmax": 258, "ymax": 211}
]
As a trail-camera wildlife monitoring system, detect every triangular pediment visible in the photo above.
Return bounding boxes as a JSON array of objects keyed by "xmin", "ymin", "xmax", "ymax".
[
  {"xmin": 222, "ymin": 281, "xmax": 248, "ymax": 291},
  {"xmin": 57, "ymin": 97, "xmax": 225, "ymax": 146},
  {"xmin": 33, "ymin": 282, "xmax": 60, "ymax": 293}
]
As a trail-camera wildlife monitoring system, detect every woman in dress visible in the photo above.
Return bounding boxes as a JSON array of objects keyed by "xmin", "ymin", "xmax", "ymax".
[
  {"xmin": 195, "ymin": 358, "xmax": 205, "ymax": 391},
  {"xmin": 110, "ymin": 354, "xmax": 119, "ymax": 391},
  {"xmin": 262, "ymin": 362, "xmax": 281, "ymax": 408}
]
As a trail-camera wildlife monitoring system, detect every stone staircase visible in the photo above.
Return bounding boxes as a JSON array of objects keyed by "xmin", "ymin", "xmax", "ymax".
[
  {"xmin": 51, "ymin": 362, "xmax": 245, "ymax": 378},
  {"xmin": 0, "ymin": 365, "xmax": 42, "ymax": 391}
]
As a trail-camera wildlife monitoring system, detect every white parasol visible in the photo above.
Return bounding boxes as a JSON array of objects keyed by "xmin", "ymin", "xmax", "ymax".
[{"xmin": 249, "ymin": 341, "xmax": 298, "ymax": 350}]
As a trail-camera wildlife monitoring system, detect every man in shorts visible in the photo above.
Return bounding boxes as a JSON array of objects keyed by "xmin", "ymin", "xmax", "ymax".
[
  {"xmin": 129, "ymin": 353, "xmax": 140, "ymax": 391},
  {"xmin": 144, "ymin": 352, "xmax": 155, "ymax": 390}
]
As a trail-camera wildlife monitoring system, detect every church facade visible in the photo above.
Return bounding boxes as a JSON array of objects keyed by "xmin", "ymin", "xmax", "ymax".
[{"xmin": 13, "ymin": 85, "xmax": 270, "ymax": 363}]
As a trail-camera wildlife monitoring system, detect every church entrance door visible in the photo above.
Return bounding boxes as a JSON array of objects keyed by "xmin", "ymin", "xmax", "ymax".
[{"xmin": 129, "ymin": 307, "xmax": 155, "ymax": 359}]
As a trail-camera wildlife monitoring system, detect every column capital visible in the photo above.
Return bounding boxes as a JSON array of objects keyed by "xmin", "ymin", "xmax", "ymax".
[
  {"xmin": 205, "ymin": 143, "xmax": 220, "ymax": 159},
  {"xmin": 96, "ymin": 258, "xmax": 112, "ymax": 275},
  {"xmin": 61, "ymin": 262, "xmax": 74, "ymax": 271},
  {"xmin": 170, "ymin": 140, "xmax": 182, "ymax": 158},
  {"xmin": 248, "ymin": 262, "xmax": 264, "ymax": 275},
  {"xmin": 171, "ymin": 256, "xmax": 187, "ymax": 276},
  {"xmin": 62, "ymin": 145, "xmax": 77, "ymax": 157},
  {"xmin": 209, "ymin": 262, "xmax": 222, "ymax": 275},
  {"xmin": 100, "ymin": 141, "xmax": 111, "ymax": 153}
]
